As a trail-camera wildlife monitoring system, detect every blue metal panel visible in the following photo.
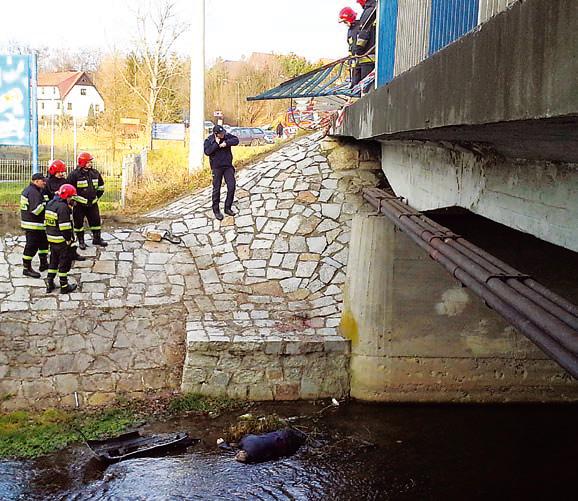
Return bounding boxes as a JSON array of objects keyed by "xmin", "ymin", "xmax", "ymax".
[
  {"xmin": 30, "ymin": 55, "xmax": 39, "ymax": 174},
  {"xmin": 376, "ymin": 0, "xmax": 399, "ymax": 87},
  {"xmin": 0, "ymin": 55, "xmax": 32, "ymax": 146},
  {"xmin": 428, "ymin": 0, "xmax": 479, "ymax": 55}
]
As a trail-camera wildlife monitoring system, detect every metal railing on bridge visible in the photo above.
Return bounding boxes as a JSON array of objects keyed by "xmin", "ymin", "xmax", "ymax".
[{"xmin": 248, "ymin": 6, "xmax": 377, "ymax": 104}]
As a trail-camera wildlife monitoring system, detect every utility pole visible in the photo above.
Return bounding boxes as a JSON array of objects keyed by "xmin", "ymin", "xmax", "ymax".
[
  {"xmin": 237, "ymin": 81, "xmax": 241, "ymax": 127},
  {"xmin": 189, "ymin": 0, "xmax": 205, "ymax": 174}
]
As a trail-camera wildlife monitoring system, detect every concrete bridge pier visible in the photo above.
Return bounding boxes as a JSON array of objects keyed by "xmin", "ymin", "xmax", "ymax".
[{"xmin": 342, "ymin": 213, "xmax": 578, "ymax": 403}]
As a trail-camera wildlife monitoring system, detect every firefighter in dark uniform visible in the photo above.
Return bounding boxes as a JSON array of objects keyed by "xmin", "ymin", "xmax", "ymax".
[
  {"xmin": 67, "ymin": 151, "xmax": 108, "ymax": 249},
  {"xmin": 204, "ymin": 125, "xmax": 240, "ymax": 220},
  {"xmin": 45, "ymin": 159, "xmax": 86, "ymax": 262},
  {"xmin": 45, "ymin": 159, "xmax": 67, "ymax": 199},
  {"xmin": 339, "ymin": 7, "xmax": 362, "ymax": 87},
  {"xmin": 339, "ymin": 6, "xmax": 375, "ymax": 87},
  {"xmin": 356, "ymin": 0, "xmax": 377, "ymax": 83},
  {"xmin": 20, "ymin": 173, "xmax": 49, "ymax": 278},
  {"xmin": 44, "ymin": 184, "xmax": 78, "ymax": 294}
]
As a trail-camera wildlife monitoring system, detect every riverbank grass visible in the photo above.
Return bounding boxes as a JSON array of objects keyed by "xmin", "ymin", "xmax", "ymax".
[
  {"xmin": 0, "ymin": 407, "xmax": 137, "ymax": 459},
  {"xmin": 0, "ymin": 393, "xmax": 240, "ymax": 459}
]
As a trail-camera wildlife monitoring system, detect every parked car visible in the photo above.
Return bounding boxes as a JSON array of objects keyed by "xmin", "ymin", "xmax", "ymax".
[
  {"xmin": 229, "ymin": 127, "xmax": 275, "ymax": 146},
  {"xmin": 204, "ymin": 120, "xmax": 215, "ymax": 134}
]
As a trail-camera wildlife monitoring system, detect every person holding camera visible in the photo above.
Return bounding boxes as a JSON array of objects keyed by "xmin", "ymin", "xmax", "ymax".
[{"xmin": 203, "ymin": 125, "xmax": 240, "ymax": 220}]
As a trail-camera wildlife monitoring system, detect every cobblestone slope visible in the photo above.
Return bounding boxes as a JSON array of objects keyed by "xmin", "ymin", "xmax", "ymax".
[{"xmin": 1, "ymin": 134, "xmax": 380, "ymax": 406}]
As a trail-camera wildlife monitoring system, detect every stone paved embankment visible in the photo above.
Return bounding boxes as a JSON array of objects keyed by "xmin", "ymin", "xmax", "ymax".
[{"xmin": 0, "ymin": 134, "xmax": 381, "ymax": 408}]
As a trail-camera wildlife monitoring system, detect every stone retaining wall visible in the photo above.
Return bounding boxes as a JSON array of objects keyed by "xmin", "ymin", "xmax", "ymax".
[
  {"xmin": 0, "ymin": 304, "xmax": 186, "ymax": 410},
  {"xmin": 182, "ymin": 339, "xmax": 350, "ymax": 400},
  {"xmin": 1, "ymin": 135, "xmax": 376, "ymax": 410}
]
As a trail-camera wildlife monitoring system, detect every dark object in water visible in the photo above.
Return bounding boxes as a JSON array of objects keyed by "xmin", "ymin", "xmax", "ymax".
[
  {"xmin": 236, "ymin": 428, "xmax": 306, "ymax": 463},
  {"xmin": 87, "ymin": 430, "xmax": 198, "ymax": 463}
]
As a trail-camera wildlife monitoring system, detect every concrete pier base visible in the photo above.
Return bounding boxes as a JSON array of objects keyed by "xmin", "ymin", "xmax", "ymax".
[{"xmin": 342, "ymin": 214, "xmax": 578, "ymax": 402}]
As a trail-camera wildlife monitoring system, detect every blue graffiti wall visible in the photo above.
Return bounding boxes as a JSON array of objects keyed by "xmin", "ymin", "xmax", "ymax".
[{"xmin": 0, "ymin": 55, "xmax": 31, "ymax": 146}]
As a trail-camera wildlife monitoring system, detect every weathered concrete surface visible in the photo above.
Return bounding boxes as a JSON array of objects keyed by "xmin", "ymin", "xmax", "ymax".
[
  {"xmin": 343, "ymin": 214, "xmax": 578, "ymax": 403},
  {"xmin": 336, "ymin": 0, "xmax": 578, "ymax": 163},
  {"xmin": 380, "ymin": 141, "xmax": 578, "ymax": 252}
]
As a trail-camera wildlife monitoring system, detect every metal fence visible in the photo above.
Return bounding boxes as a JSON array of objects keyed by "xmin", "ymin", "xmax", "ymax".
[{"xmin": 0, "ymin": 159, "xmax": 122, "ymax": 210}]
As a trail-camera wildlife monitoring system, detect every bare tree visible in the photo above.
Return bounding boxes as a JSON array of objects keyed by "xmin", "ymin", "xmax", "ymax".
[{"xmin": 124, "ymin": 0, "xmax": 189, "ymax": 147}]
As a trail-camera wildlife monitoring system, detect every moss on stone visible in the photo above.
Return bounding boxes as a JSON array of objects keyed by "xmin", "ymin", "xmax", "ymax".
[{"xmin": 167, "ymin": 393, "xmax": 240, "ymax": 415}]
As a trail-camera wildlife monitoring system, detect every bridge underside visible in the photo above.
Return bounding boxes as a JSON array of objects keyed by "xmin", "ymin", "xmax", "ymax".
[
  {"xmin": 335, "ymin": 0, "xmax": 578, "ymax": 253},
  {"xmin": 334, "ymin": 0, "xmax": 578, "ymax": 394}
]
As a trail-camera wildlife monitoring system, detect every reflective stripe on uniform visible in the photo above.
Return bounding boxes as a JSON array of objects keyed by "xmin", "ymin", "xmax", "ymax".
[
  {"xmin": 47, "ymin": 235, "xmax": 66, "ymax": 243},
  {"xmin": 74, "ymin": 228, "xmax": 85, "ymax": 233},
  {"xmin": 58, "ymin": 272, "xmax": 68, "ymax": 278},
  {"xmin": 38, "ymin": 249, "xmax": 49, "ymax": 255},
  {"xmin": 22, "ymin": 255, "xmax": 33, "ymax": 261},
  {"xmin": 47, "ymin": 269, "xmax": 58, "ymax": 274},
  {"xmin": 89, "ymin": 225, "xmax": 101, "ymax": 231},
  {"xmin": 73, "ymin": 195, "xmax": 88, "ymax": 204},
  {"xmin": 31, "ymin": 204, "xmax": 45, "ymax": 216},
  {"xmin": 21, "ymin": 221, "xmax": 46, "ymax": 230},
  {"xmin": 59, "ymin": 222, "xmax": 72, "ymax": 230},
  {"xmin": 77, "ymin": 180, "xmax": 89, "ymax": 187}
]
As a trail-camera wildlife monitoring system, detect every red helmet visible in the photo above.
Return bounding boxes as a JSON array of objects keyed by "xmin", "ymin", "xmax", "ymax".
[
  {"xmin": 339, "ymin": 7, "xmax": 357, "ymax": 24},
  {"xmin": 78, "ymin": 151, "xmax": 94, "ymax": 168},
  {"xmin": 357, "ymin": 0, "xmax": 367, "ymax": 7},
  {"xmin": 57, "ymin": 184, "xmax": 77, "ymax": 200},
  {"xmin": 48, "ymin": 159, "xmax": 67, "ymax": 176}
]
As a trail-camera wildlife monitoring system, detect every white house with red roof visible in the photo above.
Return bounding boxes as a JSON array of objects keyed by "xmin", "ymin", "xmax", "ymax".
[{"xmin": 37, "ymin": 71, "xmax": 104, "ymax": 122}]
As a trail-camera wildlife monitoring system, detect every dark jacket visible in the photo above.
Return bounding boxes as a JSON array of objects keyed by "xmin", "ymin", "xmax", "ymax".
[
  {"xmin": 357, "ymin": 0, "xmax": 377, "ymax": 58},
  {"xmin": 359, "ymin": 0, "xmax": 376, "ymax": 28},
  {"xmin": 238, "ymin": 428, "xmax": 306, "ymax": 463},
  {"xmin": 67, "ymin": 166, "xmax": 104, "ymax": 205},
  {"xmin": 45, "ymin": 196, "xmax": 73, "ymax": 244},
  {"xmin": 347, "ymin": 20, "xmax": 362, "ymax": 56},
  {"xmin": 204, "ymin": 133, "xmax": 240, "ymax": 169},
  {"xmin": 45, "ymin": 175, "xmax": 66, "ymax": 200},
  {"xmin": 20, "ymin": 183, "xmax": 46, "ymax": 231},
  {"xmin": 276, "ymin": 123, "xmax": 284, "ymax": 136}
]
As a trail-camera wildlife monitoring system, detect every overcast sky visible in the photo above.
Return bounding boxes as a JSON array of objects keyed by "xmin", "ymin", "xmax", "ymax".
[{"xmin": 0, "ymin": 0, "xmax": 362, "ymax": 63}]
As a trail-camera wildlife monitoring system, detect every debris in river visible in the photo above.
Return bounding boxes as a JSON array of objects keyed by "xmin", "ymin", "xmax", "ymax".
[{"xmin": 86, "ymin": 430, "xmax": 198, "ymax": 464}]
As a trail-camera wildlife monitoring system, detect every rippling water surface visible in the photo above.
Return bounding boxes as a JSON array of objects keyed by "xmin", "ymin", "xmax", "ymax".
[{"xmin": 1, "ymin": 402, "xmax": 577, "ymax": 500}]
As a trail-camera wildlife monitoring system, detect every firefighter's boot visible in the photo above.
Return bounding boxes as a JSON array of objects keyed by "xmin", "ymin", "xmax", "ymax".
[
  {"xmin": 22, "ymin": 258, "xmax": 41, "ymax": 278},
  {"xmin": 39, "ymin": 254, "xmax": 49, "ymax": 272},
  {"xmin": 59, "ymin": 277, "xmax": 77, "ymax": 294},
  {"xmin": 77, "ymin": 232, "xmax": 87, "ymax": 250},
  {"xmin": 70, "ymin": 245, "xmax": 87, "ymax": 262},
  {"xmin": 92, "ymin": 230, "xmax": 108, "ymax": 247},
  {"xmin": 45, "ymin": 275, "xmax": 56, "ymax": 293}
]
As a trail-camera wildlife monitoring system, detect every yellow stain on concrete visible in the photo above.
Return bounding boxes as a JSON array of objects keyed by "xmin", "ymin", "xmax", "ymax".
[{"xmin": 340, "ymin": 308, "xmax": 359, "ymax": 347}]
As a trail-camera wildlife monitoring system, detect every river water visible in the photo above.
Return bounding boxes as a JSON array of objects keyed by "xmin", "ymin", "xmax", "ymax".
[{"xmin": 1, "ymin": 401, "xmax": 577, "ymax": 500}]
